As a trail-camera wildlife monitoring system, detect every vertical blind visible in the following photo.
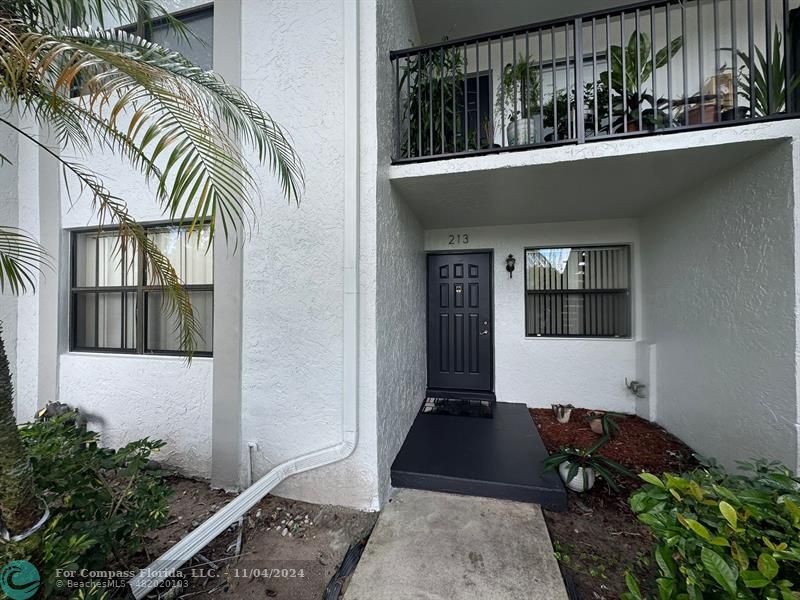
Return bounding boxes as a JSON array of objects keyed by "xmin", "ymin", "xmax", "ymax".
[
  {"xmin": 145, "ymin": 226, "xmax": 213, "ymax": 352},
  {"xmin": 525, "ymin": 245, "xmax": 631, "ymax": 337}
]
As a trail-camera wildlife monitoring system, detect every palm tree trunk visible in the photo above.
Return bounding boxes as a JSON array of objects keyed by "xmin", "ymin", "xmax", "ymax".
[{"xmin": 0, "ymin": 325, "xmax": 39, "ymax": 535}]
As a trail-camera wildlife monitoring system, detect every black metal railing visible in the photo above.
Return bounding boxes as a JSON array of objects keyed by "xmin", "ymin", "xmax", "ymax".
[{"xmin": 391, "ymin": 0, "xmax": 800, "ymax": 163}]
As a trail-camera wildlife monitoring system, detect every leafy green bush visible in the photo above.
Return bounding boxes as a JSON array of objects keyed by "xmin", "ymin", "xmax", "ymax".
[
  {"xmin": 624, "ymin": 459, "xmax": 800, "ymax": 600},
  {"xmin": 0, "ymin": 413, "xmax": 172, "ymax": 596}
]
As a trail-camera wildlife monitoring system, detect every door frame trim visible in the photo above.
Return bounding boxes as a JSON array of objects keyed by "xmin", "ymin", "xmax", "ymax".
[{"xmin": 425, "ymin": 249, "xmax": 495, "ymax": 398}]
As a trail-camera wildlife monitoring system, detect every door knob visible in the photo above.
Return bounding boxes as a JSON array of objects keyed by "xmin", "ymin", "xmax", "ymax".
[{"xmin": 480, "ymin": 320, "xmax": 489, "ymax": 336}]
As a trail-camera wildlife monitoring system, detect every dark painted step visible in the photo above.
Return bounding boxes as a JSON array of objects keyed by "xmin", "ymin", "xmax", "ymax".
[{"xmin": 391, "ymin": 401, "xmax": 567, "ymax": 511}]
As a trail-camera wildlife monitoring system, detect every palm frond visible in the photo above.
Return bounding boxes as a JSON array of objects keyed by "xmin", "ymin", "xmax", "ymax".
[
  {"xmin": 70, "ymin": 163, "xmax": 203, "ymax": 359},
  {"xmin": 0, "ymin": 6, "xmax": 304, "ymax": 356},
  {"xmin": 1, "ymin": 25, "xmax": 303, "ymax": 246},
  {"xmin": 74, "ymin": 29, "xmax": 305, "ymax": 205},
  {"xmin": 0, "ymin": 227, "xmax": 51, "ymax": 294},
  {"xmin": 1, "ymin": 116, "xmax": 201, "ymax": 358},
  {"xmin": 9, "ymin": 0, "xmax": 187, "ymax": 36}
]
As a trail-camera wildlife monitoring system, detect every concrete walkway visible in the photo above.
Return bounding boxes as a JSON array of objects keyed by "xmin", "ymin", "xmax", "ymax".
[{"xmin": 344, "ymin": 489, "xmax": 569, "ymax": 600}]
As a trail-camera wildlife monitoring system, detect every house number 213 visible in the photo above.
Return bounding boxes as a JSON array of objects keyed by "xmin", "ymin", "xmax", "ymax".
[{"xmin": 448, "ymin": 234, "xmax": 469, "ymax": 245}]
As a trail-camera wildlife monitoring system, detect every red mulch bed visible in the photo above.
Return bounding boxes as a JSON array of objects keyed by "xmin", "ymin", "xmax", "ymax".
[
  {"xmin": 531, "ymin": 408, "xmax": 695, "ymax": 478},
  {"xmin": 530, "ymin": 408, "xmax": 697, "ymax": 600}
]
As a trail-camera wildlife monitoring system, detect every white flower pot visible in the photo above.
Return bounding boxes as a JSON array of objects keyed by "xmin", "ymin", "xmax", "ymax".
[
  {"xmin": 552, "ymin": 404, "xmax": 574, "ymax": 423},
  {"xmin": 559, "ymin": 461, "xmax": 596, "ymax": 492},
  {"xmin": 506, "ymin": 116, "xmax": 541, "ymax": 146}
]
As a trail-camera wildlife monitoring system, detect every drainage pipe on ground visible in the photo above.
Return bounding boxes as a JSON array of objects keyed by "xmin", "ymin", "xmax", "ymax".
[{"xmin": 127, "ymin": 2, "xmax": 360, "ymax": 595}]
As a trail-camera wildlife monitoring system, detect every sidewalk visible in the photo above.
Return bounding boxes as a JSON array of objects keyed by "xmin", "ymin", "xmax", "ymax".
[{"xmin": 344, "ymin": 488, "xmax": 569, "ymax": 600}]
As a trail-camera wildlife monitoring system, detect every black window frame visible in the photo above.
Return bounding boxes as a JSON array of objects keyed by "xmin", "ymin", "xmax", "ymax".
[
  {"xmin": 69, "ymin": 222, "xmax": 214, "ymax": 357},
  {"xmin": 523, "ymin": 244, "xmax": 632, "ymax": 339},
  {"xmin": 119, "ymin": 2, "xmax": 214, "ymax": 68}
]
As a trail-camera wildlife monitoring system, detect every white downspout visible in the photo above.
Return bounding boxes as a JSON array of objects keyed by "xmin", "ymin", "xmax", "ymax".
[{"xmin": 128, "ymin": 0, "xmax": 360, "ymax": 595}]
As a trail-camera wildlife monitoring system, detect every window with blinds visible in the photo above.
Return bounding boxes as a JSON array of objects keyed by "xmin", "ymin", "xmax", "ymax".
[
  {"xmin": 525, "ymin": 245, "xmax": 631, "ymax": 338},
  {"xmin": 70, "ymin": 224, "xmax": 213, "ymax": 355}
]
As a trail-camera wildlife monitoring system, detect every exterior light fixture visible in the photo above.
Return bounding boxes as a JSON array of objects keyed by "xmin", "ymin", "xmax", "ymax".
[{"xmin": 505, "ymin": 254, "xmax": 516, "ymax": 278}]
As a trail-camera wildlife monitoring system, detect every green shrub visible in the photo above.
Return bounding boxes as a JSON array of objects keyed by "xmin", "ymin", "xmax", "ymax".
[
  {"xmin": 0, "ymin": 413, "xmax": 172, "ymax": 596},
  {"xmin": 624, "ymin": 459, "xmax": 800, "ymax": 600}
]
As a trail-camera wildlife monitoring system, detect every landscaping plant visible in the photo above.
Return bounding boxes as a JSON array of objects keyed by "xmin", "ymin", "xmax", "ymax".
[
  {"xmin": 585, "ymin": 411, "xmax": 626, "ymax": 437},
  {"xmin": 0, "ymin": 411, "xmax": 172, "ymax": 597},
  {"xmin": 544, "ymin": 436, "xmax": 634, "ymax": 492},
  {"xmin": 623, "ymin": 458, "xmax": 800, "ymax": 600}
]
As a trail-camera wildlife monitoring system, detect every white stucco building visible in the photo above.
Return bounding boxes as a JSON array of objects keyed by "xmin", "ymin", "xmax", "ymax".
[{"xmin": 2, "ymin": 0, "xmax": 800, "ymax": 513}]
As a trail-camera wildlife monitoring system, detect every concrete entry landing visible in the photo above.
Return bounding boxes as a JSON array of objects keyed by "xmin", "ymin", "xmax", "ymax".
[
  {"xmin": 391, "ymin": 401, "xmax": 567, "ymax": 510},
  {"xmin": 344, "ymin": 489, "xmax": 569, "ymax": 600}
]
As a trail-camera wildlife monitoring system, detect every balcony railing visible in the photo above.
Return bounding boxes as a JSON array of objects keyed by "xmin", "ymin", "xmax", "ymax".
[{"xmin": 390, "ymin": 0, "xmax": 800, "ymax": 163}]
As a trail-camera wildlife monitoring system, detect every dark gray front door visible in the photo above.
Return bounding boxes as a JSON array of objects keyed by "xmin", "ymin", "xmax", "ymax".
[{"xmin": 427, "ymin": 252, "xmax": 493, "ymax": 394}]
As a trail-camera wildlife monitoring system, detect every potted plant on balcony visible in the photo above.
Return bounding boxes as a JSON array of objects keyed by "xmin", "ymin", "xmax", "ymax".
[
  {"xmin": 399, "ymin": 42, "xmax": 465, "ymax": 158},
  {"xmin": 727, "ymin": 25, "xmax": 800, "ymax": 117},
  {"xmin": 496, "ymin": 54, "xmax": 542, "ymax": 145},
  {"xmin": 597, "ymin": 31, "xmax": 683, "ymax": 133},
  {"xmin": 543, "ymin": 438, "xmax": 633, "ymax": 493},
  {"xmin": 540, "ymin": 83, "xmax": 596, "ymax": 142}
]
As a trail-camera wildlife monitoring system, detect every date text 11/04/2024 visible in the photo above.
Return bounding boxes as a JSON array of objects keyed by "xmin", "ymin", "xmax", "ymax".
[{"xmin": 188, "ymin": 568, "xmax": 306, "ymax": 579}]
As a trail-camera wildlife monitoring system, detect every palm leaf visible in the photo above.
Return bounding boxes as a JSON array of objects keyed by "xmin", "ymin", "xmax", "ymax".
[
  {"xmin": 10, "ymin": 0, "xmax": 186, "ymax": 36},
  {"xmin": 0, "ymin": 3, "xmax": 304, "ymax": 356},
  {"xmin": 0, "ymin": 227, "xmax": 52, "ymax": 294},
  {"xmin": 1, "ymin": 114, "xmax": 201, "ymax": 358},
  {"xmin": 8, "ymin": 26, "xmax": 304, "ymax": 240}
]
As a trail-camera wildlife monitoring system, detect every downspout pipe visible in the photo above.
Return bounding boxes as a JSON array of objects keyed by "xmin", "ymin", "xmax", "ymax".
[{"xmin": 128, "ymin": 1, "xmax": 360, "ymax": 595}]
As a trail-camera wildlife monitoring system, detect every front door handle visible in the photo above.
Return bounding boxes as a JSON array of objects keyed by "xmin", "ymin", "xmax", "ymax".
[{"xmin": 480, "ymin": 320, "xmax": 490, "ymax": 336}]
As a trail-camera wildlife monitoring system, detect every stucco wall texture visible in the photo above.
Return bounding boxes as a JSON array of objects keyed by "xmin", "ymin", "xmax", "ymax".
[
  {"xmin": 60, "ymin": 354, "xmax": 213, "ymax": 478},
  {"xmin": 238, "ymin": 0, "xmax": 382, "ymax": 510},
  {"xmin": 641, "ymin": 142, "xmax": 799, "ymax": 473},
  {"xmin": 374, "ymin": 0, "xmax": 426, "ymax": 504}
]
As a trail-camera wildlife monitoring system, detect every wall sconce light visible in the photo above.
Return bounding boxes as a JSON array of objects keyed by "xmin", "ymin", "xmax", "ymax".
[{"xmin": 505, "ymin": 254, "xmax": 516, "ymax": 278}]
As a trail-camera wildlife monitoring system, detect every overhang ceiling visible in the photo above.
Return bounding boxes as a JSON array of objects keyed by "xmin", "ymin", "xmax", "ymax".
[
  {"xmin": 391, "ymin": 140, "xmax": 780, "ymax": 229},
  {"xmin": 411, "ymin": 0, "xmax": 636, "ymax": 45}
]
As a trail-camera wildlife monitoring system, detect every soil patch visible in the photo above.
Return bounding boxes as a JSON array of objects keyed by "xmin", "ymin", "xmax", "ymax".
[
  {"xmin": 530, "ymin": 408, "xmax": 696, "ymax": 599},
  {"xmin": 139, "ymin": 477, "xmax": 377, "ymax": 599}
]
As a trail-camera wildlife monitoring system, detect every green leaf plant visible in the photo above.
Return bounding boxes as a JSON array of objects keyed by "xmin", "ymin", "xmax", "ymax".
[
  {"xmin": 728, "ymin": 25, "xmax": 800, "ymax": 117},
  {"xmin": 543, "ymin": 435, "xmax": 635, "ymax": 493},
  {"xmin": 399, "ymin": 41, "xmax": 466, "ymax": 156},
  {"xmin": 598, "ymin": 30, "xmax": 683, "ymax": 132},
  {"xmin": 623, "ymin": 458, "xmax": 800, "ymax": 599}
]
